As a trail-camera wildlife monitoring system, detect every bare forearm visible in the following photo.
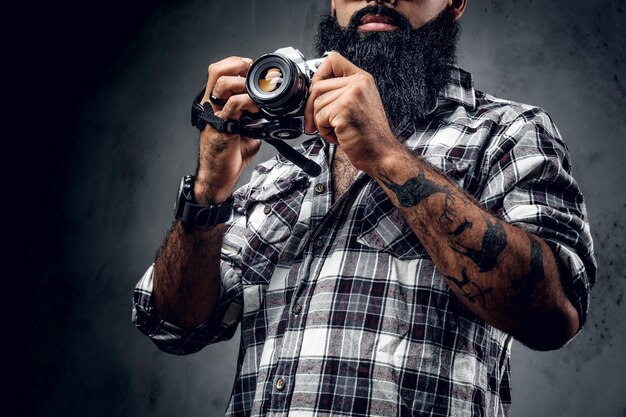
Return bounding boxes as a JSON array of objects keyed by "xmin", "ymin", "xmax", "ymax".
[
  {"xmin": 153, "ymin": 221, "xmax": 224, "ymax": 328},
  {"xmin": 372, "ymin": 147, "xmax": 578, "ymax": 349}
]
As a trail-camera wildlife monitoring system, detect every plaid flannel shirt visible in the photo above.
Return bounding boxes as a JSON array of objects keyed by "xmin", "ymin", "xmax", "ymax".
[{"xmin": 133, "ymin": 67, "xmax": 595, "ymax": 417}]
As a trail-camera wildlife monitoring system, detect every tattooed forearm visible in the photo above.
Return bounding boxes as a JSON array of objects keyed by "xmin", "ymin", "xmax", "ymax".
[
  {"xmin": 445, "ymin": 269, "xmax": 494, "ymax": 307},
  {"xmin": 378, "ymin": 169, "xmax": 451, "ymax": 208},
  {"xmin": 372, "ymin": 150, "xmax": 576, "ymax": 347},
  {"xmin": 451, "ymin": 215, "xmax": 507, "ymax": 272}
]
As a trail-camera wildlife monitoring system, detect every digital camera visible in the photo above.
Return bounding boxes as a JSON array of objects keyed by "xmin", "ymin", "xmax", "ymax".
[{"xmin": 241, "ymin": 46, "xmax": 326, "ymax": 140}]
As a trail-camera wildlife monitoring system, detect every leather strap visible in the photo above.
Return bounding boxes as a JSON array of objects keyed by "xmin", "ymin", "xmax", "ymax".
[{"xmin": 177, "ymin": 196, "xmax": 234, "ymax": 228}]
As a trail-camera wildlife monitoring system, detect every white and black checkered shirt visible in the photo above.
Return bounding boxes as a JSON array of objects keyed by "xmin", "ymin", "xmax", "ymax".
[{"xmin": 133, "ymin": 67, "xmax": 595, "ymax": 417}]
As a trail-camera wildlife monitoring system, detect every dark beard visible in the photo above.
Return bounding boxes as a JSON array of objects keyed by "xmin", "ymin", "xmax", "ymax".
[{"xmin": 314, "ymin": 5, "xmax": 459, "ymax": 135}]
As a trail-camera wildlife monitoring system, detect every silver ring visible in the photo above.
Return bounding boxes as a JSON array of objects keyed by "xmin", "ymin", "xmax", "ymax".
[{"xmin": 209, "ymin": 91, "xmax": 227, "ymax": 107}]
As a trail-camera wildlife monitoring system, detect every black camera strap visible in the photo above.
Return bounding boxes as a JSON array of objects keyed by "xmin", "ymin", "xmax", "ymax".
[
  {"xmin": 193, "ymin": 100, "xmax": 244, "ymax": 135},
  {"xmin": 191, "ymin": 87, "xmax": 321, "ymax": 177},
  {"xmin": 263, "ymin": 138, "xmax": 322, "ymax": 177}
]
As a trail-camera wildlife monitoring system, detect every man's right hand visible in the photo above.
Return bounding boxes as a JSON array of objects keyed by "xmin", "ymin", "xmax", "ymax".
[{"xmin": 195, "ymin": 56, "xmax": 262, "ymax": 205}]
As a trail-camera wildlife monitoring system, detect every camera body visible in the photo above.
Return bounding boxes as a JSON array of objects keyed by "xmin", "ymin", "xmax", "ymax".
[{"xmin": 242, "ymin": 47, "xmax": 326, "ymax": 140}]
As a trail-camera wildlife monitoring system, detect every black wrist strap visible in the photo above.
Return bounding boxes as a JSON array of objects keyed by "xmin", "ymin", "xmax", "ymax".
[
  {"xmin": 193, "ymin": 101, "xmax": 243, "ymax": 136},
  {"xmin": 192, "ymin": 86, "xmax": 246, "ymax": 136}
]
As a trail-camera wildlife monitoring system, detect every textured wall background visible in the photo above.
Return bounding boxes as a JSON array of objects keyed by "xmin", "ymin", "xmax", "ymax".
[{"xmin": 8, "ymin": 0, "xmax": 625, "ymax": 416}]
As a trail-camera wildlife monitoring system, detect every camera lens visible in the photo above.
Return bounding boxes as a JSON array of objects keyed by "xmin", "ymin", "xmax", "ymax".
[
  {"xmin": 246, "ymin": 53, "xmax": 309, "ymax": 116},
  {"xmin": 258, "ymin": 67, "xmax": 284, "ymax": 93}
]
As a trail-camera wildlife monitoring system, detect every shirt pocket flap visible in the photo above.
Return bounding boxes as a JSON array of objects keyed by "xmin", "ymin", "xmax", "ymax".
[
  {"xmin": 423, "ymin": 155, "xmax": 472, "ymax": 185},
  {"xmin": 244, "ymin": 170, "xmax": 310, "ymax": 206},
  {"xmin": 242, "ymin": 169, "xmax": 310, "ymax": 257}
]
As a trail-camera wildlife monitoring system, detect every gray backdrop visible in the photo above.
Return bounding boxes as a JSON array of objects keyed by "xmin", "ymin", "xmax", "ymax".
[{"xmin": 14, "ymin": 0, "xmax": 625, "ymax": 416}]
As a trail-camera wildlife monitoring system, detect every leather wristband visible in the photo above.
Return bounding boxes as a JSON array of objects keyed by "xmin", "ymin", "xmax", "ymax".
[{"xmin": 175, "ymin": 175, "xmax": 234, "ymax": 227}]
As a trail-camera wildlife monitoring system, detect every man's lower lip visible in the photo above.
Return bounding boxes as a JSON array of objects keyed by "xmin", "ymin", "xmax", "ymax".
[{"xmin": 358, "ymin": 22, "xmax": 398, "ymax": 31}]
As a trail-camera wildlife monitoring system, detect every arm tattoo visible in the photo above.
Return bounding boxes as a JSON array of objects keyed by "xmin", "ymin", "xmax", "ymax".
[
  {"xmin": 378, "ymin": 169, "xmax": 451, "ymax": 208},
  {"xmin": 451, "ymin": 215, "xmax": 507, "ymax": 273},
  {"xmin": 445, "ymin": 269, "xmax": 494, "ymax": 307},
  {"xmin": 439, "ymin": 192, "xmax": 458, "ymax": 224},
  {"xmin": 509, "ymin": 233, "xmax": 545, "ymax": 301},
  {"xmin": 448, "ymin": 218, "xmax": 473, "ymax": 237}
]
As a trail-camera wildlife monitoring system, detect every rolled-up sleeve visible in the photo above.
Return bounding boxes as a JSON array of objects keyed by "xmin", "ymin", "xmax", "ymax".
[
  {"xmin": 479, "ymin": 108, "xmax": 596, "ymax": 330},
  {"xmin": 132, "ymin": 207, "xmax": 247, "ymax": 355}
]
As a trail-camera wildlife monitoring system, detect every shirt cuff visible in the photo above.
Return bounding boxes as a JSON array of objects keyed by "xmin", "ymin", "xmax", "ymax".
[{"xmin": 132, "ymin": 264, "xmax": 241, "ymax": 355}]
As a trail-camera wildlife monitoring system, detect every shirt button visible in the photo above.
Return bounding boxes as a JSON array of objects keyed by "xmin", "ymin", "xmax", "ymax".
[
  {"xmin": 275, "ymin": 377, "xmax": 286, "ymax": 391},
  {"xmin": 292, "ymin": 303, "xmax": 302, "ymax": 315},
  {"xmin": 314, "ymin": 238, "xmax": 324, "ymax": 248},
  {"xmin": 314, "ymin": 183, "xmax": 326, "ymax": 194},
  {"xmin": 263, "ymin": 204, "xmax": 271, "ymax": 215}
]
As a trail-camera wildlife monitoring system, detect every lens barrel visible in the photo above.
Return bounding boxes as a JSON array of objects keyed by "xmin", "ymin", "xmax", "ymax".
[{"xmin": 246, "ymin": 53, "xmax": 309, "ymax": 116}]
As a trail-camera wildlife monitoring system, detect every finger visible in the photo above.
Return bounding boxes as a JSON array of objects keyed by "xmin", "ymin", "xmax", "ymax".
[
  {"xmin": 203, "ymin": 56, "xmax": 253, "ymax": 108},
  {"xmin": 314, "ymin": 88, "xmax": 346, "ymax": 113},
  {"xmin": 216, "ymin": 93, "xmax": 260, "ymax": 121},
  {"xmin": 311, "ymin": 51, "xmax": 361, "ymax": 84},
  {"xmin": 304, "ymin": 77, "xmax": 352, "ymax": 133},
  {"xmin": 314, "ymin": 101, "xmax": 341, "ymax": 144},
  {"xmin": 212, "ymin": 75, "xmax": 247, "ymax": 102},
  {"xmin": 305, "ymin": 87, "xmax": 346, "ymax": 134}
]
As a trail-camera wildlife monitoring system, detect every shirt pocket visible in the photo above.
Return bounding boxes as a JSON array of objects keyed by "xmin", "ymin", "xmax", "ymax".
[
  {"xmin": 240, "ymin": 172, "xmax": 310, "ymax": 285},
  {"xmin": 357, "ymin": 156, "xmax": 471, "ymax": 260}
]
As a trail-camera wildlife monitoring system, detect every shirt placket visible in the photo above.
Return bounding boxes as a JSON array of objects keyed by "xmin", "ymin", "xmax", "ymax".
[{"xmin": 260, "ymin": 141, "xmax": 336, "ymax": 415}]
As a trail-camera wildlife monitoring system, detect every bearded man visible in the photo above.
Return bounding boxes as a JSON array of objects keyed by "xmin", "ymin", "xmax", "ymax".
[{"xmin": 132, "ymin": 1, "xmax": 595, "ymax": 416}]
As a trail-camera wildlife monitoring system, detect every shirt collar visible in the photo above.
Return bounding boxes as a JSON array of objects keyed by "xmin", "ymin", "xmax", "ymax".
[
  {"xmin": 394, "ymin": 67, "xmax": 476, "ymax": 139},
  {"xmin": 425, "ymin": 66, "xmax": 477, "ymax": 116}
]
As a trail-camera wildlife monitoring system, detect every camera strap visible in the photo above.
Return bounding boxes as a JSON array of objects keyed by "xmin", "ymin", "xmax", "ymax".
[
  {"xmin": 191, "ymin": 87, "xmax": 321, "ymax": 177},
  {"xmin": 193, "ymin": 100, "xmax": 244, "ymax": 135}
]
